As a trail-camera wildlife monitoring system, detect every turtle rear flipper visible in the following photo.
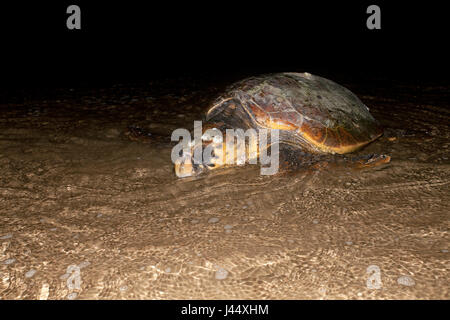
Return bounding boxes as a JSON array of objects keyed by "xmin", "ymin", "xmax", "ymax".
[
  {"xmin": 277, "ymin": 145, "xmax": 391, "ymax": 172},
  {"xmin": 307, "ymin": 153, "xmax": 391, "ymax": 171}
]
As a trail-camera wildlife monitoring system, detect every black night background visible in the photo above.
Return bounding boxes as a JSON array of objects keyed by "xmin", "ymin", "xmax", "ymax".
[{"xmin": 1, "ymin": 1, "xmax": 447, "ymax": 86}]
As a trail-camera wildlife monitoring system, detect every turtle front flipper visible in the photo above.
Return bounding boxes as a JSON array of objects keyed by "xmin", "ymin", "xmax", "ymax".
[{"xmin": 348, "ymin": 153, "xmax": 391, "ymax": 169}]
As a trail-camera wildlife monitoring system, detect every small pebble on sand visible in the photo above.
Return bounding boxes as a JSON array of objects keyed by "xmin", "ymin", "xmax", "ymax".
[
  {"xmin": 191, "ymin": 219, "xmax": 199, "ymax": 224},
  {"xmin": 25, "ymin": 269, "xmax": 37, "ymax": 278},
  {"xmin": 208, "ymin": 217, "xmax": 219, "ymax": 224},
  {"xmin": 3, "ymin": 258, "xmax": 15, "ymax": 265},
  {"xmin": 224, "ymin": 224, "xmax": 233, "ymax": 230},
  {"xmin": 313, "ymin": 219, "xmax": 319, "ymax": 224},
  {"xmin": 397, "ymin": 275, "xmax": 415, "ymax": 287},
  {"xmin": 0, "ymin": 234, "xmax": 12, "ymax": 240},
  {"xmin": 215, "ymin": 267, "xmax": 229, "ymax": 280}
]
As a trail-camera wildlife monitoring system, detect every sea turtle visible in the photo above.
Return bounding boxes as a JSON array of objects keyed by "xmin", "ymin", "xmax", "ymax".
[{"xmin": 174, "ymin": 72, "xmax": 390, "ymax": 178}]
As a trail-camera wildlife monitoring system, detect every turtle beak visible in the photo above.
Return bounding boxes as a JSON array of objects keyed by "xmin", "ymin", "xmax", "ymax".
[{"xmin": 174, "ymin": 153, "xmax": 205, "ymax": 178}]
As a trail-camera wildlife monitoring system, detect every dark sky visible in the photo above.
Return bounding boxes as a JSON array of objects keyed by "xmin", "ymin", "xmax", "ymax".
[{"xmin": 1, "ymin": 1, "xmax": 448, "ymax": 86}]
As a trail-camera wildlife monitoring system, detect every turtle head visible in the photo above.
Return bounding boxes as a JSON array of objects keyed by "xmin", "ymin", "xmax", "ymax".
[
  {"xmin": 174, "ymin": 129, "xmax": 226, "ymax": 178},
  {"xmin": 174, "ymin": 153, "xmax": 205, "ymax": 178},
  {"xmin": 174, "ymin": 139, "xmax": 206, "ymax": 178}
]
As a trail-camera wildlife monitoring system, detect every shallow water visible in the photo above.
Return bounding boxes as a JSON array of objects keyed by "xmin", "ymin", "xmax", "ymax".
[{"xmin": 0, "ymin": 77, "xmax": 448, "ymax": 299}]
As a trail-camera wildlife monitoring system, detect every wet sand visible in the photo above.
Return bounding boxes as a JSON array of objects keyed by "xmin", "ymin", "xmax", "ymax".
[{"xmin": 0, "ymin": 76, "xmax": 449, "ymax": 299}]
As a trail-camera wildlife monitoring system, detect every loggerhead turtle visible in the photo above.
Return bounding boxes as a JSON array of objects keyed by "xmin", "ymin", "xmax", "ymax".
[{"xmin": 174, "ymin": 72, "xmax": 390, "ymax": 178}]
